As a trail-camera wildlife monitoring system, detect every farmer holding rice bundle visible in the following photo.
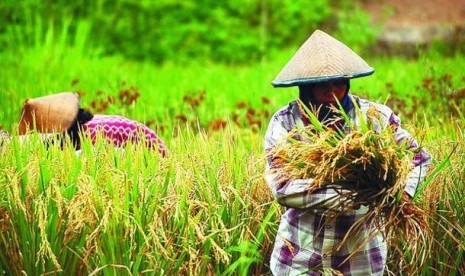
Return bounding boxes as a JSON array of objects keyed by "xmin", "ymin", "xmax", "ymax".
[
  {"xmin": 264, "ymin": 30, "xmax": 431, "ymax": 275},
  {"xmin": 17, "ymin": 92, "xmax": 167, "ymax": 156}
]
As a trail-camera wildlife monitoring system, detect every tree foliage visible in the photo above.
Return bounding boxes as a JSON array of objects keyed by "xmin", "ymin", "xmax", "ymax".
[{"xmin": 0, "ymin": 0, "xmax": 376, "ymax": 63}]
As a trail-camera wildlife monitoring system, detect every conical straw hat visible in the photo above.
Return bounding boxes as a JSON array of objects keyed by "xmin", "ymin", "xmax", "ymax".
[
  {"xmin": 272, "ymin": 30, "xmax": 374, "ymax": 87},
  {"xmin": 18, "ymin": 92, "xmax": 80, "ymax": 135}
]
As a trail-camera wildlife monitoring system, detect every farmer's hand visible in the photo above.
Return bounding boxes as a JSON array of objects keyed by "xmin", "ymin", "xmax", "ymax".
[{"xmin": 401, "ymin": 192, "xmax": 414, "ymax": 217}]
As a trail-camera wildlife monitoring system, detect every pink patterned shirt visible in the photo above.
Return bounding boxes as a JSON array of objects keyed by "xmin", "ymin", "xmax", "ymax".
[{"xmin": 82, "ymin": 115, "xmax": 167, "ymax": 156}]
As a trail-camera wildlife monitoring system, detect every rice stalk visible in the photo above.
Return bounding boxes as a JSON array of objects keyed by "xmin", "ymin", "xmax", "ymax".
[
  {"xmin": 36, "ymin": 195, "xmax": 62, "ymax": 272},
  {"xmin": 387, "ymin": 137, "xmax": 465, "ymax": 275}
]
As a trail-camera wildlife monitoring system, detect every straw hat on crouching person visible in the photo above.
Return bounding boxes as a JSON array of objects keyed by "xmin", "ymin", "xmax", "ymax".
[
  {"xmin": 264, "ymin": 29, "xmax": 431, "ymax": 276},
  {"xmin": 19, "ymin": 92, "xmax": 81, "ymax": 135}
]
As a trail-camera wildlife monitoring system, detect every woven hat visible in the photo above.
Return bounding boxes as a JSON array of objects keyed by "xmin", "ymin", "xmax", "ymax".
[
  {"xmin": 18, "ymin": 92, "xmax": 80, "ymax": 135},
  {"xmin": 272, "ymin": 30, "xmax": 374, "ymax": 87}
]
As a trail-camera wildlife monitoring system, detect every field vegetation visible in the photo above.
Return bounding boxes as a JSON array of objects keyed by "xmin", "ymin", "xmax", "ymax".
[{"xmin": 1, "ymin": 0, "xmax": 464, "ymax": 275}]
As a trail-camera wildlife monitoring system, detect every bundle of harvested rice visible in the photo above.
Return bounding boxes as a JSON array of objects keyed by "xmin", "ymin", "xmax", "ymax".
[{"xmin": 268, "ymin": 101, "xmax": 430, "ymax": 246}]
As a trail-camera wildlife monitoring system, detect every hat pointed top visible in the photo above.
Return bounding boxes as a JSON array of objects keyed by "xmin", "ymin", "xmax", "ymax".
[{"xmin": 272, "ymin": 29, "xmax": 374, "ymax": 87}]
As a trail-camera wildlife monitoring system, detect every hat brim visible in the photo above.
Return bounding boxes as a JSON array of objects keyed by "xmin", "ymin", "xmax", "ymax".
[{"xmin": 271, "ymin": 70, "xmax": 374, "ymax": 87}]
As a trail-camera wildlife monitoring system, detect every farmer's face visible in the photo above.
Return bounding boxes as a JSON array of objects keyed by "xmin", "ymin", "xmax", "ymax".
[{"xmin": 311, "ymin": 80, "xmax": 347, "ymax": 104}]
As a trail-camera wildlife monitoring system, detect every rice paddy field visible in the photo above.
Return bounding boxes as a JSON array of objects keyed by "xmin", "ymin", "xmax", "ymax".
[{"xmin": 1, "ymin": 42, "xmax": 465, "ymax": 275}]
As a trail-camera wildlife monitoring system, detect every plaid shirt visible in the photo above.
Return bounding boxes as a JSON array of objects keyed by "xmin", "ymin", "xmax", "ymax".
[{"xmin": 264, "ymin": 96, "xmax": 431, "ymax": 275}]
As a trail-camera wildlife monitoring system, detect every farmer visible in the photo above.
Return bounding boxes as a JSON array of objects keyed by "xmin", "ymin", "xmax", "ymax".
[
  {"xmin": 264, "ymin": 30, "xmax": 431, "ymax": 275},
  {"xmin": 18, "ymin": 92, "xmax": 167, "ymax": 156}
]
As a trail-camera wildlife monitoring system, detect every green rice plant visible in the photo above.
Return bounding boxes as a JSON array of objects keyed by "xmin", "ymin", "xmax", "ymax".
[{"xmin": 0, "ymin": 124, "xmax": 279, "ymax": 275}]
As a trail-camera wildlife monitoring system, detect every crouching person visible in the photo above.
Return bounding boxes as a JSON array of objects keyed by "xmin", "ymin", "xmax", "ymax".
[{"xmin": 18, "ymin": 92, "xmax": 167, "ymax": 156}]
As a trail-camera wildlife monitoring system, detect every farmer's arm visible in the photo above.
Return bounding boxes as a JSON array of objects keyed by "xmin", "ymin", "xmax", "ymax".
[
  {"xmin": 389, "ymin": 113, "xmax": 432, "ymax": 197},
  {"xmin": 264, "ymin": 114, "xmax": 351, "ymax": 209},
  {"xmin": 265, "ymin": 161, "xmax": 351, "ymax": 209}
]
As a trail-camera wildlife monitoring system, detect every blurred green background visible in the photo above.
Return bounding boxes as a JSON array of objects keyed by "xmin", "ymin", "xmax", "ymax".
[
  {"xmin": 0, "ymin": 0, "xmax": 378, "ymax": 63},
  {"xmin": 0, "ymin": 0, "xmax": 464, "ymax": 134}
]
